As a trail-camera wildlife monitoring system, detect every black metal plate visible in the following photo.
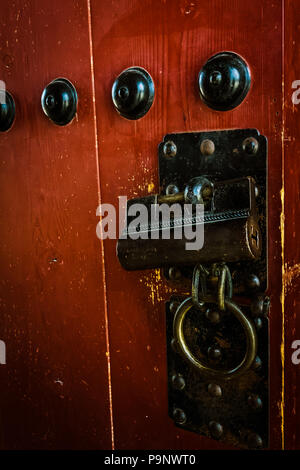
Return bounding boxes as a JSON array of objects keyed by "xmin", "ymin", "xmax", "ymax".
[
  {"xmin": 166, "ymin": 296, "xmax": 269, "ymax": 449},
  {"xmin": 159, "ymin": 129, "xmax": 267, "ymax": 295},
  {"xmin": 158, "ymin": 129, "xmax": 266, "ymax": 187},
  {"xmin": 161, "ymin": 130, "xmax": 269, "ymax": 449}
]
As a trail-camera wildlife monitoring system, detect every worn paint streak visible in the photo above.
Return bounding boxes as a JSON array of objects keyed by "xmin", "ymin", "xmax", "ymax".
[
  {"xmin": 280, "ymin": 188, "xmax": 285, "ymax": 450},
  {"xmin": 280, "ymin": 0, "xmax": 285, "ymax": 450},
  {"xmin": 280, "ymin": 0, "xmax": 285, "ymax": 448},
  {"xmin": 140, "ymin": 269, "xmax": 191, "ymax": 306},
  {"xmin": 147, "ymin": 182, "xmax": 155, "ymax": 193},
  {"xmin": 87, "ymin": 0, "xmax": 114, "ymax": 449},
  {"xmin": 283, "ymin": 263, "xmax": 300, "ymax": 289},
  {"xmin": 140, "ymin": 269, "xmax": 165, "ymax": 305}
]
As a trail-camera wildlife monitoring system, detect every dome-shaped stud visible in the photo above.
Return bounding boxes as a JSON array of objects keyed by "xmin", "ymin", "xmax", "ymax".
[
  {"xmin": 198, "ymin": 52, "xmax": 251, "ymax": 111},
  {"xmin": 0, "ymin": 90, "xmax": 15, "ymax": 132},
  {"xmin": 112, "ymin": 67, "xmax": 155, "ymax": 120},
  {"xmin": 41, "ymin": 78, "xmax": 78, "ymax": 126}
]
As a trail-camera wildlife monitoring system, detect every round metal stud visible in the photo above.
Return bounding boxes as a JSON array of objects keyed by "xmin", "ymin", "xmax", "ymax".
[
  {"xmin": 163, "ymin": 141, "xmax": 177, "ymax": 158},
  {"xmin": 168, "ymin": 266, "xmax": 182, "ymax": 281},
  {"xmin": 198, "ymin": 52, "xmax": 251, "ymax": 111},
  {"xmin": 112, "ymin": 67, "xmax": 155, "ymax": 120},
  {"xmin": 247, "ymin": 394, "xmax": 263, "ymax": 410},
  {"xmin": 209, "ymin": 421, "xmax": 223, "ymax": 439},
  {"xmin": 41, "ymin": 78, "xmax": 78, "ymax": 126},
  {"xmin": 250, "ymin": 295, "xmax": 270, "ymax": 318},
  {"xmin": 169, "ymin": 301, "xmax": 180, "ymax": 314},
  {"xmin": 247, "ymin": 432, "xmax": 263, "ymax": 449},
  {"xmin": 252, "ymin": 356, "xmax": 262, "ymax": 371},
  {"xmin": 245, "ymin": 273, "xmax": 261, "ymax": 292},
  {"xmin": 208, "ymin": 346, "xmax": 222, "ymax": 361},
  {"xmin": 171, "ymin": 374, "xmax": 186, "ymax": 391},
  {"xmin": 254, "ymin": 317, "xmax": 263, "ymax": 330},
  {"xmin": 208, "ymin": 383, "xmax": 222, "ymax": 398},
  {"xmin": 170, "ymin": 338, "xmax": 179, "ymax": 354},
  {"xmin": 0, "ymin": 90, "xmax": 15, "ymax": 132},
  {"xmin": 205, "ymin": 309, "xmax": 221, "ymax": 324},
  {"xmin": 173, "ymin": 408, "xmax": 187, "ymax": 425},
  {"xmin": 243, "ymin": 137, "xmax": 259, "ymax": 155},
  {"xmin": 166, "ymin": 184, "xmax": 179, "ymax": 196},
  {"xmin": 184, "ymin": 176, "xmax": 214, "ymax": 205},
  {"xmin": 200, "ymin": 139, "xmax": 215, "ymax": 155}
]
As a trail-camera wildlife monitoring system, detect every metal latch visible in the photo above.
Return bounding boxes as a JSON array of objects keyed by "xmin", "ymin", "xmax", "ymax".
[{"xmin": 117, "ymin": 129, "xmax": 269, "ymax": 449}]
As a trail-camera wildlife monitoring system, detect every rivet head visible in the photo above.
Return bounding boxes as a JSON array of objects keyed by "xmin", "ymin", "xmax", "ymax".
[
  {"xmin": 198, "ymin": 52, "xmax": 251, "ymax": 111},
  {"xmin": 169, "ymin": 301, "xmax": 180, "ymax": 314},
  {"xmin": 245, "ymin": 273, "xmax": 261, "ymax": 291},
  {"xmin": 252, "ymin": 356, "xmax": 262, "ymax": 371},
  {"xmin": 184, "ymin": 176, "xmax": 214, "ymax": 205},
  {"xmin": 168, "ymin": 266, "xmax": 182, "ymax": 281},
  {"xmin": 254, "ymin": 317, "xmax": 263, "ymax": 330},
  {"xmin": 200, "ymin": 139, "xmax": 215, "ymax": 155},
  {"xmin": 171, "ymin": 374, "xmax": 186, "ymax": 391},
  {"xmin": 209, "ymin": 421, "xmax": 223, "ymax": 439},
  {"xmin": 112, "ymin": 66, "xmax": 155, "ymax": 120},
  {"xmin": 250, "ymin": 295, "xmax": 270, "ymax": 318},
  {"xmin": 247, "ymin": 433, "xmax": 263, "ymax": 449},
  {"xmin": 243, "ymin": 137, "xmax": 259, "ymax": 155},
  {"xmin": 208, "ymin": 346, "xmax": 222, "ymax": 361},
  {"xmin": 247, "ymin": 394, "xmax": 263, "ymax": 410},
  {"xmin": 163, "ymin": 140, "xmax": 177, "ymax": 158},
  {"xmin": 172, "ymin": 408, "xmax": 187, "ymax": 425},
  {"xmin": 171, "ymin": 338, "xmax": 180, "ymax": 354},
  {"xmin": 166, "ymin": 184, "xmax": 180, "ymax": 196},
  {"xmin": 205, "ymin": 309, "xmax": 221, "ymax": 324},
  {"xmin": 208, "ymin": 383, "xmax": 222, "ymax": 398}
]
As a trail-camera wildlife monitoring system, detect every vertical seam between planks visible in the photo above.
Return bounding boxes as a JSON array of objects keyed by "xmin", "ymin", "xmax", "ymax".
[
  {"xmin": 86, "ymin": 0, "xmax": 115, "ymax": 450},
  {"xmin": 280, "ymin": 0, "xmax": 285, "ymax": 451}
]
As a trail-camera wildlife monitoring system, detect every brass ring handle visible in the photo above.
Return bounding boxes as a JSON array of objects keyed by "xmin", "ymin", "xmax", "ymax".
[{"xmin": 173, "ymin": 296, "xmax": 257, "ymax": 380}]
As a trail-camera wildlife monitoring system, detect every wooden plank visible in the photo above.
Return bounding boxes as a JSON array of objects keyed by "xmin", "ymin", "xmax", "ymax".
[
  {"xmin": 90, "ymin": 0, "xmax": 283, "ymax": 449},
  {"xmin": 283, "ymin": 0, "xmax": 300, "ymax": 450},
  {"xmin": 0, "ymin": 0, "xmax": 112, "ymax": 449}
]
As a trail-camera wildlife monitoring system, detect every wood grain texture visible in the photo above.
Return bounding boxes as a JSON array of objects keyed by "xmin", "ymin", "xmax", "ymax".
[
  {"xmin": 0, "ymin": 0, "xmax": 112, "ymax": 449},
  {"xmin": 283, "ymin": 0, "xmax": 300, "ymax": 450},
  {"xmin": 1, "ymin": 0, "xmax": 296, "ymax": 451},
  {"xmin": 90, "ymin": 0, "xmax": 283, "ymax": 449}
]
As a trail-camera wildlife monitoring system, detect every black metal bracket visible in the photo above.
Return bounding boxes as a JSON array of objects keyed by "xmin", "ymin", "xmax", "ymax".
[{"xmin": 160, "ymin": 129, "xmax": 269, "ymax": 449}]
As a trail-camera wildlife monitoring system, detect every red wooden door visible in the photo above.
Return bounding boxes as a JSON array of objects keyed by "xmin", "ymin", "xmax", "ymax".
[
  {"xmin": 0, "ymin": 0, "xmax": 299, "ymax": 450},
  {"xmin": 0, "ymin": 0, "xmax": 112, "ymax": 449}
]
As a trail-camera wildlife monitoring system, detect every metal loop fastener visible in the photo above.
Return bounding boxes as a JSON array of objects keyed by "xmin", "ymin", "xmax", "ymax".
[
  {"xmin": 192, "ymin": 264, "xmax": 209, "ymax": 308},
  {"xmin": 173, "ymin": 295, "xmax": 257, "ymax": 380},
  {"xmin": 191, "ymin": 263, "xmax": 233, "ymax": 311},
  {"xmin": 216, "ymin": 263, "xmax": 233, "ymax": 311}
]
